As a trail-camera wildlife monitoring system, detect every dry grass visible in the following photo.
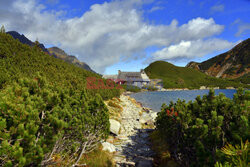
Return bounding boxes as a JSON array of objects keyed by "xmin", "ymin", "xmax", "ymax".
[
  {"xmin": 128, "ymin": 97, "xmax": 142, "ymax": 108},
  {"xmin": 105, "ymin": 98, "xmax": 123, "ymax": 120},
  {"xmin": 141, "ymin": 122, "xmax": 155, "ymax": 129},
  {"xmin": 79, "ymin": 145, "xmax": 115, "ymax": 167},
  {"xmin": 108, "ymin": 101, "xmax": 123, "ymax": 110},
  {"xmin": 48, "ymin": 145, "xmax": 114, "ymax": 167}
]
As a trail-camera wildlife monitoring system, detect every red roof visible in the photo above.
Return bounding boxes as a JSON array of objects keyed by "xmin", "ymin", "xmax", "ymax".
[{"xmin": 115, "ymin": 79, "xmax": 126, "ymax": 84}]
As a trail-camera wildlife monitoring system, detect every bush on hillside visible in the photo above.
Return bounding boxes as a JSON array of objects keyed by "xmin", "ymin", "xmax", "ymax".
[
  {"xmin": 0, "ymin": 76, "xmax": 110, "ymax": 166},
  {"xmin": 0, "ymin": 33, "xmax": 121, "ymax": 100},
  {"xmin": 155, "ymin": 89, "xmax": 249, "ymax": 166}
]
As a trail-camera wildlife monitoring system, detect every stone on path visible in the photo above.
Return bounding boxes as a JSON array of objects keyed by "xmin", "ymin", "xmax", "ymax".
[
  {"xmin": 110, "ymin": 119, "xmax": 121, "ymax": 135},
  {"xmin": 112, "ymin": 95, "xmax": 155, "ymax": 167},
  {"xmin": 139, "ymin": 112, "xmax": 152, "ymax": 124},
  {"xmin": 102, "ymin": 142, "xmax": 116, "ymax": 153}
]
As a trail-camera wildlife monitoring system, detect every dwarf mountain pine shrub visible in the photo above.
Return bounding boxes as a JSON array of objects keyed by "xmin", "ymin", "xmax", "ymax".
[
  {"xmin": 0, "ymin": 76, "xmax": 110, "ymax": 166},
  {"xmin": 156, "ymin": 89, "xmax": 249, "ymax": 167}
]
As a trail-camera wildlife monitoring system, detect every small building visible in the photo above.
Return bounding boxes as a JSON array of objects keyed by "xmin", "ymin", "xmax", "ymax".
[{"xmin": 117, "ymin": 69, "xmax": 150, "ymax": 88}]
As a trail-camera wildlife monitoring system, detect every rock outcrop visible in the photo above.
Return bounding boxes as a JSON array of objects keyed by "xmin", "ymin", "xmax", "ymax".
[
  {"xmin": 48, "ymin": 47, "xmax": 95, "ymax": 73},
  {"xmin": 186, "ymin": 38, "xmax": 250, "ymax": 79}
]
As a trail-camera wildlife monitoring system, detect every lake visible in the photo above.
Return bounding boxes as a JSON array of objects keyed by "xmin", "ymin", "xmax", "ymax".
[{"xmin": 129, "ymin": 89, "xmax": 237, "ymax": 112}]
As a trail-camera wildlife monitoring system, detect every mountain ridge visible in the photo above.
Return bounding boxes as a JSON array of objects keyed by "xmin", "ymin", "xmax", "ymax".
[
  {"xmin": 7, "ymin": 31, "xmax": 49, "ymax": 54},
  {"xmin": 48, "ymin": 47, "xmax": 95, "ymax": 73},
  {"xmin": 186, "ymin": 38, "xmax": 250, "ymax": 79},
  {"xmin": 6, "ymin": 31, "xmax": 95, "ymax": 73}
]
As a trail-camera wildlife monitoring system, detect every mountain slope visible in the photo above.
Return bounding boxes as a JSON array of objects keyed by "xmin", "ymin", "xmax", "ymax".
[
  {"xmin": 186, "ymin": 38, "xmax": 250, "ymax": 79},
  {"xmin": 7, "ymin": 31, "xmax": 49, "ymax": 53},
  {"xmin": 7, "ymin": 31, "xmax": 95, "ymax": 72},
  {"xmin": 48, "ymin": 47, "xmax": 95, "ymax": 73},
  {"xmin": 145, "ymin": 61, "xmax": 246, "ymax": 89},
  {"xmin": 0, "ymin": 32, "xmax": 120, "ymax": 99}
]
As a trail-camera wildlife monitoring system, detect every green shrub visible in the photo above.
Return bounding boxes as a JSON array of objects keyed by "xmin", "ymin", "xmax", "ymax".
[
  {"xmin": 215, "ymin": 140, "xmax": 249, "ymax": 167},
  {"xmin": 122, "ymin": 84, "xmax": 141, "ymax": 93},
  {"xmin": 155, "ymin": 89, "xmax": 249, "ymax": 166},
  {"xmin": 142, "ymin": 85, "xmax": 158, "ymax": 91},
  {"xmin": 0, "ymin": 76, "xmax": 110, "ymax": 166}
]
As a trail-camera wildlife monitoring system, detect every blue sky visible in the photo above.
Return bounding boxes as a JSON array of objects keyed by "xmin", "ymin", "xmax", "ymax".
[{"xmin": 1, "ymin": 0, "xmax": 250, "ymax": 74}]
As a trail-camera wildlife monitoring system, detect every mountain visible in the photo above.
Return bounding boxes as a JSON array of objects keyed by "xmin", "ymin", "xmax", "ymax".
[
  {"xmin": 144, "ymin": 61, "xmax": 246, "ymax": 89},
  {"xmin": 7, "ymin": 31, "xmax": 49, "ymax": 53},
  {"xmin": 7, "ymin": 31, "xmax": 95, "ymax": 73},
  {"xmin": 186, "ymin": 38, "xmax": 250, "ymax": 79},
  {"xmin": 48, "ymin": 47, "xmax": 95, "ymax": 73}
]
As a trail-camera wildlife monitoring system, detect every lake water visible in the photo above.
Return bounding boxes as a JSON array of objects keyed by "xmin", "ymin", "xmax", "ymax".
[{"xmin": 129, "ymin": 89, "xmax": 237, "ymax": 112}]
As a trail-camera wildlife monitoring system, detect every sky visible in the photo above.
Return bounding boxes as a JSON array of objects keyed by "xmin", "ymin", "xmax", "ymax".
[{"xmin": 0, "ymin": 0, "xmax": 249, "ymax": 74}]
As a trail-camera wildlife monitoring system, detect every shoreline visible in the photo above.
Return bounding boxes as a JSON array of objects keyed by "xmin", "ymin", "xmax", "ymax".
[{"xmin": 124, "ymin": 87, "xmax": 237, "ymax": 94}]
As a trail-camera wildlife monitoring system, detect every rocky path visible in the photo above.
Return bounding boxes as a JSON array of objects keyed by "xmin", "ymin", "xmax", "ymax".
[{"xmin": 111, "ymin": 95, "xmax": 156, "ymax": 167}]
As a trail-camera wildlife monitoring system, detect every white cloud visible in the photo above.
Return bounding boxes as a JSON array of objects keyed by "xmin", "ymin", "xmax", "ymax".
[
  {"xmin": 151, "ymin": 39, "xmax": 234, "ymax": 61},
  {"xmin": 45, "ymin": 0, "xmax": 59, "ymax": 5},
  {"xmin": 210, "ymin": 4, "xmax": 224, "ymax": 13},
  {"xmin": 149, "ymin": 6, "xmax": 164, "ymax": 12},
  {"xmin": 0, "ymin": 0, "xmax": 231, "ymax": 73},
  {"xmin": 232, "ymin": 19, "xmax": 250, "ymax": 37},
  {"xmin": 236, "ymin": 23, "xmax": 250, "ymax": 36}
]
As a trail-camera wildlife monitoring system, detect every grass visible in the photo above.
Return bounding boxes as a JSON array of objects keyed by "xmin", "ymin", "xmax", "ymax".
[
  {"xmin": 108, "ymin": 101, "xmax": 123, "ymax": 110},
  {"xmin": 232, "ymin": 73, "xmax": 250, "ymax": 85},
  {"xmin": 47, "ymin": 145, "xmax": 114, "ymax": 167},
  {"xmin": 79, "ymin": 145, "xmax": 115, "ymax": 167},
  {"xmin": 149, "ymin": 130, "xmax": 178, "ymax": 167},
  {"xmin": 145, "ymin": 61, "xmax": 247, "ymax": 89},
  {"xmin": 105, "ymin": 98, "xmax": 123, "ymax": 121}
]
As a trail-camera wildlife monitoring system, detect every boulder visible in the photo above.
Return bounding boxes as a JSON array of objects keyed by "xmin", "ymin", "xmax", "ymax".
[
  {"xmin": 109, "ymin": 119, "xmax": 121, "ymax": 135},
  {"xmin": 150, "ymin": 112, "xmax": 157, "ymax": 121},
  {"xmin": 200, "ymin": 86, "xmax": 207, "ymax": 90},
  {"xmin": 102, "ymin": 142, "xmax": 116, "ymax": 153},
  {"xmin": 139, "ymin": 113, "xmax": 152, "ymax": 124}
]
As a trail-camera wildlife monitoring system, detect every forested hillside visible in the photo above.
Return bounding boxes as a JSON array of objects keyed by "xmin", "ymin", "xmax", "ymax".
[
  {"xmin": 0, "ymin": 32, "xmax": 120, "ymax": 166},
  {"xmin": 145, "ymin": 61, "xmax": 247, "ymax": 89}
]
